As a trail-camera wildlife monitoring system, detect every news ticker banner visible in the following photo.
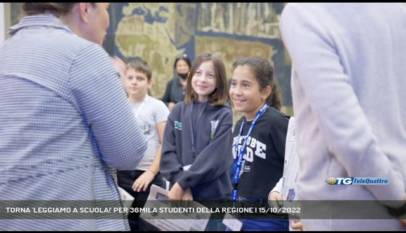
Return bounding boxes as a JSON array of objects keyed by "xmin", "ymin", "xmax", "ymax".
[{"xmin": 0, "ymin": 201, "xmax": 405, "ymax": 219}]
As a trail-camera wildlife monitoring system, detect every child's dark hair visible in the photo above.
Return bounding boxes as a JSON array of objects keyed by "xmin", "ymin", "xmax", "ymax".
[
  {"xmin": 232, "ymin": 57, "xmax": 283, "ymax": 110},
  {"xmin": 173, "ymin": 54, "xmax": 192, "ymax": 71},
  {"xmin": 185, "ymin": 53, "xmax": 228, "ymax": 106},
  {"xmin": 126, "ymin": 57, "xmax": 152, "ymax": 81}
]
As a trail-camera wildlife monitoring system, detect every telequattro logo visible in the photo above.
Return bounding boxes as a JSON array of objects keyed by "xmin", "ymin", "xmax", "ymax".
[{"xmin": 326, "ymin": 177, "xmax": 388, "ymax": 185}]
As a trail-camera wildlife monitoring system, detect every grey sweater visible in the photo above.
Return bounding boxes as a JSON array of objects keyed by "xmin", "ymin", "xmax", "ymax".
[
  {"xmin": 281, "ymin": 3, "xmax": 406, "ymax": 231},
  {"xmin": 160, "ymin": 101, "xmax": 233, "ymax": 201}
]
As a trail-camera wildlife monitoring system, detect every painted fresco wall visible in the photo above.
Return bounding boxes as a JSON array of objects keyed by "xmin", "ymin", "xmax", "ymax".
[
  {"xmin": 105, "ymin": 3, "xmax": 292, "ymax": 110},
  {"xmin": 6, "ymin": 3, "xmax": 292, "ymax": 111}
]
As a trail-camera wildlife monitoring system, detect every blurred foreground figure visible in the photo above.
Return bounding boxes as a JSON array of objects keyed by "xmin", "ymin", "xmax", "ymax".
[
  {"xmin": 0, "ymin": 3, "xmax": 147, "ymax": 230},
  {"xmin": 280, "ymin": 3, "xmax": 406, "ymax": 231}
]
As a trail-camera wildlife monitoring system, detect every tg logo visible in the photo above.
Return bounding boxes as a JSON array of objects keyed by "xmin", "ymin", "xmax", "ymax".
[{"xmin": 326, "ymin": 177, "xmax": 353, "ymax": 185}]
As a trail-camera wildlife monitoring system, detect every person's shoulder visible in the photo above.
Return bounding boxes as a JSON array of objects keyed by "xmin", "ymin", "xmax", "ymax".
[
  {"xmin": 146, "ymin": 95, "xmax": 163, "ymax": 104},
  {"xmin": 171, "ymin": 101, "xmax": 186, "ymax": 115},
  {"xmin": 77, "ymin": 40, "xmax": 109, "ymax": 58},
  {"xmin": 281, "ymin": 3, "xmax": 304, "ymax": 17},
  {"xmin": 168, "ymin": 76, "xmax": 180, "ymax": 86},
  {"xmin": 267, "ymin": 107, "xmax": 289, "ymax": 120},
  {"xmin": 54, "ymin": 30, "xmax": 101, "ymax": 54},
  {"xmin": 283, "ymin": 3, "xmax": 324, "ymax": 13},
  {"xmin": 167, "ymin": 77, "xmax": 175, "ymax": 85},
  {"xmin": 208, "ymin": 103, "xmax": 232, "ymax": 116},
  {"xmin": 264, "ymin": 107, "xmax": 290, "ymax": 126},
  {"xmin": 147, "ymin": 96, "xmax": 169, "ymax": 110},
  {"xmin": 281, "ymin": 3, "xmax": 326, "ymax": 25},
  {"xmin": 209, "ymin": 101, "xmax": 232, "ymax": 110},
  {"xmin": 60, "ymin": 38, "xmax": 110, "ymax": 73},
  {"xmin": 38, "ymin": 29, "xmax": 108, "ymax": 64}
]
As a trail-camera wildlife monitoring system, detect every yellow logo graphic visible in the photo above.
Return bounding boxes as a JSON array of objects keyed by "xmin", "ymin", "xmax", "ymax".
[{"xmin": 326, "ymin": 177, "xmax": 336, "ymax": 185}]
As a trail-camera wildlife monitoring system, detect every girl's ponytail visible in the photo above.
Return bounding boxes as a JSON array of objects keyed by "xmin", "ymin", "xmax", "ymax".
[{"xmin": 266, "ymin": 82, "xmax": 283, "ymax": 110}]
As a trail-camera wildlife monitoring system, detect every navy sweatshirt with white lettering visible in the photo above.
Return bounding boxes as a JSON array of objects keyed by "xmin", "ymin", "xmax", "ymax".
[
  {"xmin": 160, "ymin": 101, "xmax": 233, "ymax": 201},
  {"xmin": 232, "ymin": 107, "xmax": 289, "ymax": 202}
]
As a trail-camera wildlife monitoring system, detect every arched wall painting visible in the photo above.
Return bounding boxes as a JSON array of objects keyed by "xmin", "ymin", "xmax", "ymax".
[{"xmin": 105, "ymin": 3, "xmax": 292, "ymax": 109}]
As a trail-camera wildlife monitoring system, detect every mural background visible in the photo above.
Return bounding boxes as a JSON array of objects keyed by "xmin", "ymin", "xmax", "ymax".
[
  {"xmin": 104, "ymin": 3, "xmax": 292, "ymax": 113},
  {"xmin": 6, "ymin": 3, "xmax": 292, "ymax": 114}
]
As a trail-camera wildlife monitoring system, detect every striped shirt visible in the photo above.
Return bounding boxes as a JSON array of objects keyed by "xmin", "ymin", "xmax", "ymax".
[{"xmin": 0, "ymin": 14, "xmax": 147, "ymax": 230}]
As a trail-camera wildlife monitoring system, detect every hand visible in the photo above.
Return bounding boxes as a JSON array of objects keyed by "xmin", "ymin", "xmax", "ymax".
[
  {"xmin": 182, "ymin": 188, "xmax": 193, "ymax": 201},
  {"xmin": 291, "ymin": 218, "xmax": 304, "ymax": 231},
  {"xmin": 168, "ymin": 182, "xmax": 184, "ymax": 200},
  {"xmin": 269, "ymin": 191, "xmax": 283, "ymax": 201},
  {"xmin": 131, "ymin": 170, "xmax": 156, "ymax": 192},
  {"xmin": 268, "ymin": 191, "xmax": 283, "ymax": 208}
]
